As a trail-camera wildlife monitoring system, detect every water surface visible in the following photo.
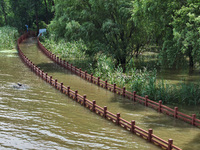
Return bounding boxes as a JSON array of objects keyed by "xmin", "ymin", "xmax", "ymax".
[
  {"xmin": 0, "ymin": 38, "xmax": 200, "ymax": 150},
  {"xmin": 0, "ymin": 39, "xmax": 159, "ymax": 149}
]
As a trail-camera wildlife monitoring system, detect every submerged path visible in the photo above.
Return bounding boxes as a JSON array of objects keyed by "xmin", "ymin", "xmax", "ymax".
[{"xmin": 19, "ymin": 35, "xmax": 200, "ymax": 150}]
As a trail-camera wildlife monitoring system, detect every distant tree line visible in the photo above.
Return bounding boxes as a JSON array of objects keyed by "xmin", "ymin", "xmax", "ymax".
[{"xmin": 0, "ymin": 0, "xmax": 54, "ymax": 34}]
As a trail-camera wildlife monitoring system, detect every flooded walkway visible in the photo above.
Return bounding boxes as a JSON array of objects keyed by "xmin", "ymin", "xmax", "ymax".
[
  {"xmin": 0, "ymin": 37, "xmax": 199, "ymax": 149},
  {"xmin": 20, "ymin": 37, "xmax": 200, "ymax": 150},
  {"xmin": 0, "ymin": 43, "xmax": 158, "ymax": 149}
]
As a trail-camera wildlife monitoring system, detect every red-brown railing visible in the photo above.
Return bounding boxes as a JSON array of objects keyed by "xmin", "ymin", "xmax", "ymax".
[
  {"xmin": 17, "ymin": 32, "xmax": 182, "ymax": 150},
  {"xmin": 37, "ymin": 35, "xmax": 200, "ymax": 128}
]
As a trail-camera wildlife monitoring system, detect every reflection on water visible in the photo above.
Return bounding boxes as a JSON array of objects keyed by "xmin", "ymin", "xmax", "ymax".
[
  {"xmin": 135, "ymin": 52, "xmax": 200, "ymax": 84},
  {"xmin": 0, "ymin": 38, "xmax": 200, "ymax": 150},
  {"xmin": 135, "ymin": 51, "xmax": 200, "ymax": 117}
]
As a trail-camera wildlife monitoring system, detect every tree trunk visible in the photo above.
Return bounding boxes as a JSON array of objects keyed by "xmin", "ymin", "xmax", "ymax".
[
  {"xmin": 189, "ymin": 53, "xmax": 194, "ymax": 68},
  {"xmin": 51, "ymin": 0, "xmax": 55, "ymax": 16},
  {"xmin": 117, "ymin": 57, "xmax": 126, "ymax": 73},
  {"xmin": 135, "ymin": 44, "xmax": 140, "ymax": 58},
  {"xmin": 0, "ymin": 0, "xmax": 7, "ymax": 25},
  {"xmin": 188, "ymin": 47, "xmax": 194, "ymax": 68},
  {"xmin": 34, "ymin": 2, "xmax": 39, "ymax": 35},
  {"xmin": 44, "ymin": 0, "xmax": 48, "ymax": 24}
]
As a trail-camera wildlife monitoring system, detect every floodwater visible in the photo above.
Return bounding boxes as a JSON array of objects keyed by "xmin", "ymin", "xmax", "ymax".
[
  {"xmin": 135, "ymin": 52, "xmax": 200, "ymax": 117},
  {"xmin": 0, "ymin": 37, "xmax": 199, "ymax": 150},
  {"xmin": 135, "ymin": 52, "xmax": 200, "ymax": 84}
]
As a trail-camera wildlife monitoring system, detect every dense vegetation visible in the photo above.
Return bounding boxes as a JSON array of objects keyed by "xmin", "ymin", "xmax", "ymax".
[
  {"xmin": 1, "ymin": 0, "xmax": 200, "ymax": 105},
  {"xmin": 0, "ymin": 0, "xmax": 54, "ymax": 33},
  {"xmin": 0, "ymin": 26, "xmax": 18, "ymax": 50}
]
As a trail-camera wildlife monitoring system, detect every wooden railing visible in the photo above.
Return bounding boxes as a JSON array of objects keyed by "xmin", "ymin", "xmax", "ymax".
[
  {"xmin": 17, "ymin": 32, "xmax": 182, "ymax": 150},
  {"xmin": 37, "ymin": 35, "xmax": 200, "ymax": 128}
]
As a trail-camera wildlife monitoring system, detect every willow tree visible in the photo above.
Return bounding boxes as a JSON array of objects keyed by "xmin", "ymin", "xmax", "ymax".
[{"xmin": 49, "ymin": 0, "xmax": 147, "ymax": 71}]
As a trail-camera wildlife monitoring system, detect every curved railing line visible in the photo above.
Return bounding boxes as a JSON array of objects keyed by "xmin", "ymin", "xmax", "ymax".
[
  {"xmin": 37, "ymin": 35, "xmax": 200, "ymax": 128},
  {"xmin": 17, "ymin": 32, "xmax": 181, "ymax": 150}
]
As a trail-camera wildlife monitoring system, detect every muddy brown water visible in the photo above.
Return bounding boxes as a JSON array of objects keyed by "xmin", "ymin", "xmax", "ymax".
[{"xmin": 0, "ymin": 37, "xmax": 199, "ymax": 149}]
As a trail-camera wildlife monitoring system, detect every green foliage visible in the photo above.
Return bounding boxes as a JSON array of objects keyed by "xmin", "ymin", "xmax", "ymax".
[
  {"xmin": 41, "ymin": 33, "xmax": 87, "ymax": 59},
  {"xmin": 0, "ymin": 0, "xmax": 54, "ymax": 30},
  {"xmin": 48, "ymin": 0, "xmax": 143, "ymax": 71},
  {"xmin": 170, "ymin": 1, "xmax": 200, "ymax": 67},
  {"xmin": 0, "ymin": 26, "xmax": 18, "ymax": 50},
  {"xmin": 92, "ymin": 54, "xmax": 200, "ymax": 105}
]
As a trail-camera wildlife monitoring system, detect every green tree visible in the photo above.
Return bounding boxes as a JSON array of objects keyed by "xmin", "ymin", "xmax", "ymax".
[
  {"xmin": 132, "ymin": 0, "xmax": 200, "ymax": 69},
  {"xmin": 49, "ymin": 0, "xmax": 146, "ymax": 71},
  {"xmin": 0, "ymin": 0, "xmax": 54, "ymax": 31},
  {"xmin": 165, "ymin": 1, "xmax": 200, "ymax": 68}
]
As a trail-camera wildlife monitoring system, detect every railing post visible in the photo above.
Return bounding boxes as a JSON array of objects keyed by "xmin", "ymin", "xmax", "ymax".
[
  {"xmin": 174, "ymin": 107, "xmax": 178, "ymax": 118},
  {"xmin": 75, "ymin": 66, "xmax": 77, "ymax": 74},
  {"xmin": 105, "ymin": 80, "xmax": 108, "ymax": 89},
  {"xmin": 79, "ymin": 68, "xmax": 82, "ymax": 77},
  {"xmin": 91, "ymin": 74, "xmax": 93, "ymax": 83},
  {"xmin": 145, "ymin": 95, "xmax": 148, "ymax": 106},
  {"xmin": 61, "ymin": 82, "xmax": 63, "ymax": 92},
  {"xmin": 31, "ymin": 62, "xmax": 33, "ymax": 70},
  {"xmin": 148, "ymin": 129, "xmax": 153, "ymax": 142},
  {"xmin": 131, "ymin": 120, "xmax": 135, "ymax": 133},
  {"xmin": 159, "ymin": 100, "xmax": 162, "ymax": 113},
  {"xmin": 75, "ymin": 90, "xmax": 78, "ymax": 101},
  {"xmin": 192, "ymin": 114, "xmax": 196, "ymax": 126},
  {"xmin": 113, "ymin": 83, "xmax": 116, "ymax": 93},
  {"xmin": 85, "ymin": 71, "xmax": 87, "ymax": 79},
  {"xmin": 116, "ymin": 113, "xmax": 120, "ymax": 125},
  {"xmin": 50, "ymin": 76, "xmax": 52, "ymax": 84},
  {"xmin": 66, "ymin": 62, "xmax": 69, "ymax": 69},
  {"xmin": 55, "ymin": 79, "xmax": 57, "ymax": 88},
  {"xmin": 36, "ymin": 67, "xmax": 39, "ymax": 75},
  {"xmin": 104, "ymin": 106, "xmax": 107, "ymax": 118},
  {"xmin": 123, "ymin": 87, "xmax": 126, "ymax": 97},
  {"xmin": 33, "ymin": 64, "xmax": 35, "ymax": 71},
  {"xmin": 97, "ymin": 77, "xmax": 100, "ymax": 86},
  {"xmin": 133, "ymin": 91, "xmax": 136, "ymax": 102},
  {"xmin": 45, "ymin": 73, "xmax": 48, "ymax": 82},
  {"xmin": 92, "ymin": 100, "xmax": 96, "ymax": 112},
  {"xmin": 63, "ymin": 60, "xmax": 66, "ymax": 67},
  {"xmin": 67, "ymin": 86, "xmax": 70, "ymax": 96},
  {"xmin": 41, "ymin": 70, "xmax": 44, "ymax": 78},
  {"xmin": 60, "ymin": 58, "xmax": 62, "ymax": 65},
  {"xmin": 168, "ymin": 139, "xmax": 173, "ymax": 150},
  {"xmin": 83, "ymin": 95, "xmax": 86, "ymax": 106},
  {"xmin": 37, "ymin": 68, "xmax": 40, "ymax": 76},
  {"xmin": 71, "ymin": 64, "xmax": 73, "ymax": 72}
]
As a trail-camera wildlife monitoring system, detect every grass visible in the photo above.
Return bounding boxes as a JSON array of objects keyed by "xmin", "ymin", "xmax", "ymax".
[{"xmin": 0, "ymin": 26, "xmax": 19, "ymax": 50}]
